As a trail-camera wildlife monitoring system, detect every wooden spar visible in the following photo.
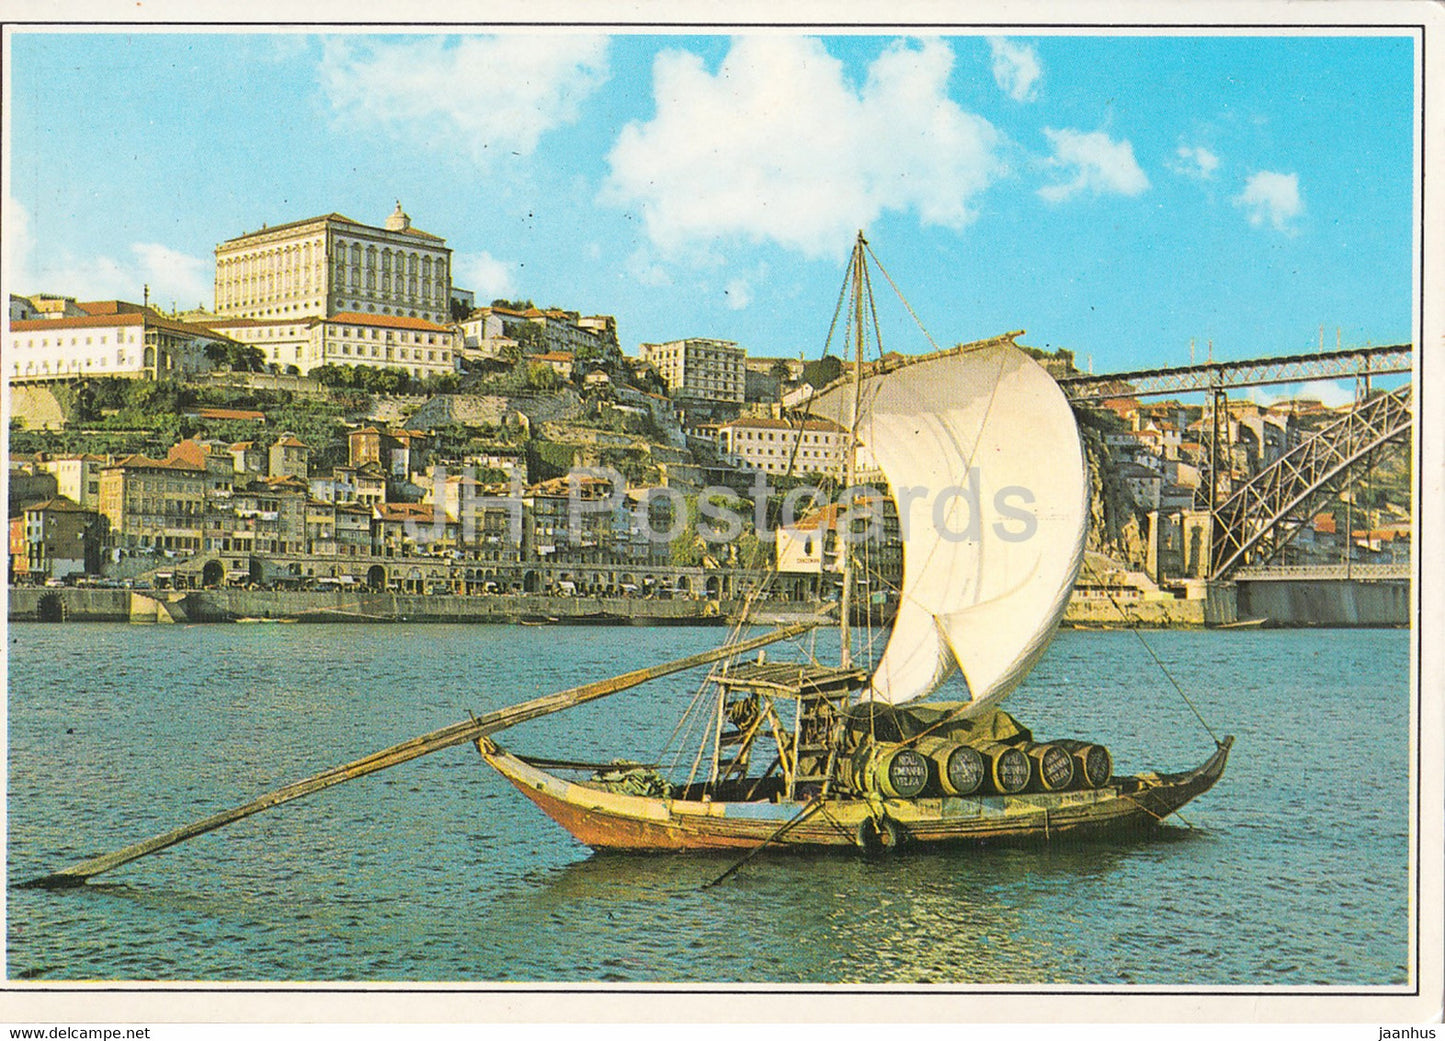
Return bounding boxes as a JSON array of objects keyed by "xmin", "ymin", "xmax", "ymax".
[
  {"xmin": 22, "ymin": 619, "xmax": 820, "ymax": 889},
  {"xmin": 839, "ymin": 231, "xmax": 866, "ymax": 670}
]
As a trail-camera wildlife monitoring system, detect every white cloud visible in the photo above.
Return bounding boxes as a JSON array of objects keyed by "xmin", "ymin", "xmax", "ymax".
[
  {"xmin": 724, "ymin": 278, "xmax": 752, "ymax": 311},
  {"xmin": 319, "ymin": 35, "xmax": 609, "ymax": 163},
  {"xmin": 7, "ymin": 200, "xmax": 212, "ymax": 308},
  {"xmin": 266, "ymin": 34, "xmax": 313, "ymax": 64},
  {"xmin": 3, "ymin": 195, "xmax": 35, "ymax": 286},
  {"xmin": 456, "ymin": 251, "xmax": 518, "ymax": 301},
  {"xmin": 1170, "ymin": 144, "xmax": 1219, "ymax": 180},
  {"xmin": 602, "ymin": 37, "xmax": 1004, "ymax": 259},
  {"xmin": 988, "ymin": 37, "xmax": 1041, "ymax": 102},
  {"xmin": 131, "ymin": 243, "xmax": 212, "ymax": 307},
  {"xmin": 1236, "ymin": 170, "xmax": 1302, "ymax": 232},
  {"xmin": 1294, "ymin": 380, "xmax": 1358, "ymax": 408},
  {"xmin": 625, "ymin": 248, "xmax": 672, "ymax": 289},
  {"xmin": 1251, "ymin": 380, "xmax": 1355, "ymax": 409},
  {"xmin": 1038, "ymin": 128, "xmax": 1150, "ymax": 202}
]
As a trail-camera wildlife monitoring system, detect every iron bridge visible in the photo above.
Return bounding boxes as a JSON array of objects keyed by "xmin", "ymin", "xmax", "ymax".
[
  {"xmin": 1209, "ymin": 383, "xmax": 1413, "ymax": 579},
  {"xmin": 1059, "ymin": 343, "xmax": 1412, "ymax": 401}
]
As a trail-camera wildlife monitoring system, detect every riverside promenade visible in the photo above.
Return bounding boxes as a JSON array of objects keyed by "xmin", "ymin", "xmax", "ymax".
[
  {"xmin": 8, "ymin": 586, "xmax": 746, "ymax": 625},
  {"xmin": 9, "ymin": 574, "xmax": 1407, "ymax": 628}
]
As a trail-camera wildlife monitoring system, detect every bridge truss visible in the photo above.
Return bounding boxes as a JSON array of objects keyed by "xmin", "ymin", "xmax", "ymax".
[
  {"xmin": 1059, "ymin": 343, "xmax": 1412, "ymax": 401},
  {"xmin": 1209, "ymin": 384, "xmax": 1413, "ymax": 579}
]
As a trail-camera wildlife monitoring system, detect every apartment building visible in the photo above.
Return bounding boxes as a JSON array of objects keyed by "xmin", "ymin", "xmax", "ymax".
[
  {"xmin": 98, "ymin": 454, "xmax": 208, "ymax": 552},
  {"xmin": 639, "ymin": 338, "xmax": 745, "ymax": 405}
]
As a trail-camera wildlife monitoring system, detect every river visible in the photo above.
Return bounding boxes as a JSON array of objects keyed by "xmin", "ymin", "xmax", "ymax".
[{"xmin": 5, "ymin": 623, "xmax": 1413, "ymax": 985}]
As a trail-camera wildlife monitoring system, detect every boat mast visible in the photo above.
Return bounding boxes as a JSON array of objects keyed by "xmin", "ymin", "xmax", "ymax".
[{"xmin": 839, "ymin": 231, "xmax": 866, "ymax": 669}]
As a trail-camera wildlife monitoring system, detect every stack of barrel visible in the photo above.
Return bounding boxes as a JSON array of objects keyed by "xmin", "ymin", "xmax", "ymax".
[{"xmin": 848, "ymin": 735, "xmax": 1112, "ymax": 799}]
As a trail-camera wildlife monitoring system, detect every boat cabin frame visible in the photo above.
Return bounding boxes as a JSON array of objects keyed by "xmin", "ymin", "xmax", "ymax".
[{"xmin": 705, "ymin": 659, "xmax": 868, "ymax": 801}]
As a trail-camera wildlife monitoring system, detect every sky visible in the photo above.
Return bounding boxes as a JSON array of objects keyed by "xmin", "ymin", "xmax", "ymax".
[{"xmin": 3, "ymin": 28, "xmax": 1420, "ymax": 402}]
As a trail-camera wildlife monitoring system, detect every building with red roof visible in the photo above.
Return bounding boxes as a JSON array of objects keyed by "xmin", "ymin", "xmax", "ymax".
[
  {"xmin": 716, "ymin": 414, "xmax": 848, "ymax": 477},
  {"xmin": 201, "ymin": 310, "xmax": 460, "ymax": 378},
  {"xmin": 8, "ymin": 305, "xmax": 237, "ymax": 383},
  {"xmin": 97, "ymin": 454, "xmax": 208, "ymax": 552}
]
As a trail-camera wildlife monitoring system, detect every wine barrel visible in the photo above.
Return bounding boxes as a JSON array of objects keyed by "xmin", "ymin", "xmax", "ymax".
[
  {"xmin": 851, "ymin": 743, "xmax": 929, "ymax": 799},
  {"xmin": 970, "ymin": 740, "xmax": 1032, "ymax": 794},
  {"xmin": 1025, "ymin": 742, "xmax": 1077, "ymax": 791},
  {"xmin": 915, "ymin": 737, "xmax": 986, "ymax": 796},
  {"xmin": 1054, "ymin": 739, "xmax": 1113, "ymax": 788}
]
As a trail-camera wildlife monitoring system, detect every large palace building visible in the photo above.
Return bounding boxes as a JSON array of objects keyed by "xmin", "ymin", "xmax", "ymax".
[{"xmin": 213, "ymin": 202, "xmax": 452, "ymax": 325}]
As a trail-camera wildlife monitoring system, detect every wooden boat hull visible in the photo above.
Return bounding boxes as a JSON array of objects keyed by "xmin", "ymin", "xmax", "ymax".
[{"xmin": 478, "ymin": 736, "xmax": 1232, "ymax": 853}]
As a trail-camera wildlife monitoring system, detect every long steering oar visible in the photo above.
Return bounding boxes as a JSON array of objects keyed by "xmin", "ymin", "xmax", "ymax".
[{"xmin": 23, "ymin": 619, "xmax": 819, "ymax": 889}]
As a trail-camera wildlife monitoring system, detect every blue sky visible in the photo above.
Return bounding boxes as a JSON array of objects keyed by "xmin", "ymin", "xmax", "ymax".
[{"xmin": 5, "ymin": 29, "xmax": 1418, "ymax": 394}]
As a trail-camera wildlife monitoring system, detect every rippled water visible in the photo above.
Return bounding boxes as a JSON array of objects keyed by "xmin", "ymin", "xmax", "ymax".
[{"xmin": 6, "ymin": 623, "xmax": 1412, "ymax": 985}]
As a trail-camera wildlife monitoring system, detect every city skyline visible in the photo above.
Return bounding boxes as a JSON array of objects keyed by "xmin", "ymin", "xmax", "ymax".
[{"xmin": 5, "ymin": 27, "xmax": 1419, "ymax": 406}]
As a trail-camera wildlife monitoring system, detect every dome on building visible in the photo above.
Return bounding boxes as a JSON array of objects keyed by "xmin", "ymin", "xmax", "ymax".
[{"xmin": 385, "ymin": 200, "xmax": 411, "ymax": 232}]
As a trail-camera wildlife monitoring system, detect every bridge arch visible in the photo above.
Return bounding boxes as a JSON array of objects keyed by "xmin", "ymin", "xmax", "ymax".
[{"xmin": 1211, "ymin": 385, "xmax": 1412, "ymax": 578}]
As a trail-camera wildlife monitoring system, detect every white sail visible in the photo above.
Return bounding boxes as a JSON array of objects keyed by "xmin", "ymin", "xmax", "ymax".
[{"xmin": 805, "ymin": 334, "xmax": 1088, "ymax": 711}]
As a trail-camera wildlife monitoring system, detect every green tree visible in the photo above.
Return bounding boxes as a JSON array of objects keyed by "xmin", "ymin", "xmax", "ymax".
[
  {"xmin": 204, "ymin": 342, "xmax": 266, "ymax": 372},
  {"xmin": 513, "ymin": 321, "xmax": 547, "ymax": 355},
  {"xmin": 669, "ymin": 496, "xmax": 703, "ymax": 567},
  {"xmin": 802, "ymin": 355, "xmax": 842, "ymax": 388},
  {"xmin": 769, "ymin": 359, "xmax": 793, "ymax": 381},
  {"xmin": 735, "ymin": 528, "xmax": 771, "ymax": 570},
  {"xmin": 421, "ymin": 372, "xmax": 462, "ymax": 394},
  {"xmin": 524, "ymin": 362, "xmax": 561, "ymax": 391}
]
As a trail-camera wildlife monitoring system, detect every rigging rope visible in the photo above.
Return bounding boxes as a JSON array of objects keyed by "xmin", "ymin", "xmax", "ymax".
[
  {"xmin": 669, "ymin": 254, "xmax": 863, "ymax": 790},
  {"xmin": 1082, "ymin": 557, "xmax": 1224, "ymax": 747},
  {"xmin": 862, "ymin": 240, "xmax": 942, "ymax": 354},
  {"xmin": 700, "ymin": 795, "xmax": 825, "ymax": 889}
]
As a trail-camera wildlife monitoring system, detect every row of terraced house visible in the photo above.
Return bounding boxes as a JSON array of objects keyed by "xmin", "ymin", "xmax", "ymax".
[{"xmin": 8, "ymin": 424, "xmax": 692, "ymax": 586}]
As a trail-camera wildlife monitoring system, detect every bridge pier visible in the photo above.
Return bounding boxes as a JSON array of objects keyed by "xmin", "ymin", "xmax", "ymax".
[
  {"xmin": 1204, "ymin": 581, "xmax": 1238, "ymax": 626},
  {"xmin": 1232, "ymin": 567, "xmax": 1409, "ymax": 627}
]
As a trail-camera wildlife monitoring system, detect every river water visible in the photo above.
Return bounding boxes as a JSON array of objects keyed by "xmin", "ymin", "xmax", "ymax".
[{"xmin": 5, "ymin": 623, "xmax": 1412, "ymax": 986}]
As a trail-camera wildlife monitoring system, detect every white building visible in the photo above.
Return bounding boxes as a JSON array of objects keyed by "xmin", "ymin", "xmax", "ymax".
[
  {"xmin": 213, "ymin": 203, "xmax": 452, "ymax": 324},
  {"xmin": 716, "ymin": 415, "xmax": 848, "ymax": 478},
  {"xmin": 32, "ymin": 454, "xmax": 108, "ymax": 508},
  {"xmin": 8, "ymin": 301, "xmax": 227, "ymax": 383},
  {"xmin": 203, "ymin": 312, "xmax": 459, "ymax": 378},
  {"xmin": 460, "ymin": 305, "xmax": 617, "ymax": 362},
  {"xmin": 639, "ymin": 338, "xmax": 745, "ymax": 405}
]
